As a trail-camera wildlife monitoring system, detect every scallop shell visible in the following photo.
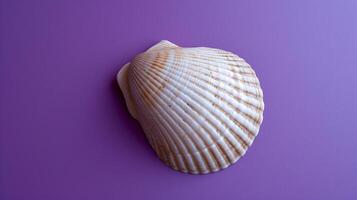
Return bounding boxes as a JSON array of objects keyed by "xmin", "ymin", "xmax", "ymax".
[{"xmin": 117, "ymin": 40, "xmax": 264, "ymax": 174}]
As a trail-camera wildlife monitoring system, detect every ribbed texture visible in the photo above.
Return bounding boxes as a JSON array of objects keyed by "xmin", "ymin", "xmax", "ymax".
[{"xmin": 118, "ymin": 41, "xmax": 264, "ymax": 174}]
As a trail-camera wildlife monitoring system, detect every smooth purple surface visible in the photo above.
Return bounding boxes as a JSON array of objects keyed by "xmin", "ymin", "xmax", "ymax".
[{"xmin": 1, "ymin": 0, "xmax": 357, "ymax": 199}]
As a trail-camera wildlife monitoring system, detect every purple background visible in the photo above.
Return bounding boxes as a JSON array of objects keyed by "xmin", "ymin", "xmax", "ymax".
[{"xmin": 1, "ymin": 0, "xmax": 357, "ymax": 199}]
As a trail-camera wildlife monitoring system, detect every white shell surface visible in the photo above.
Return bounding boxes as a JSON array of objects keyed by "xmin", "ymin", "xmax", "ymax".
[{"xmin": 117, "ymin": 40, "xmax": 264, "ymax": 174}]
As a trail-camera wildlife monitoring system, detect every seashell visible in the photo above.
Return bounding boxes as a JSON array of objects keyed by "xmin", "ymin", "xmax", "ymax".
[{"xmin": 117, "ymin": 40, "xmax": 264, "ymax": 174}]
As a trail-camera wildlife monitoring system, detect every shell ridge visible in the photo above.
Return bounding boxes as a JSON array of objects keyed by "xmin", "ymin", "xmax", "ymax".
[
  {"xmin": 132, "ymin": 60, "xmax": 227, "ymax": 170},
  {"xmin": 171, "ymin": 64, "xmax": 263, "ymax": 118},
  {"xmin": 138, "ymin": 63, "xmax": 252, "ymax": 151},
  {"xmin": 132, "ymin": 61, "xmax": 221, "ymax": 170},
  {"xmin": 177, "ymin": 49, "xmax": 250, "ymax": 68},
  {"xmin": 180, "ymin": 53, "xmax": 258, "ymax": 82},
  {"xmin": 143, "ymin": 50, "xmax": 260, "ymax": 98},
  {"xmin": 141, "ymin": 55, "xmax": 263, "ymax": 131},
  {"xmin": 136, "ymin": 59, "xmax": 250, "ymax": 150},
  {"xmin": 152, "ymin": 51, "xmax": 260, "ymax": 87},
  {"xmin": 146, "ymin": 47, "xmax": 249, "ymax": 70},
  {"xmin": 132, "ymin": 66, "xmax": 213, "ymax": 172},
  {"xmin": 134, "ymin": 60, "xmax": 245, "ymax": 164},
  {"xmin": 146, "ymin": 55, "xmax": 263, "ymax": 112},
  {"xmin": 134, "ymin": 65, "xmax": 240, "ymax": 169},
  {"xmin": 131, "ymin": 61, "xmax": 211, "ymax": 171},
  {"xmin": 168, "ymin": 53, "xmax": 234, "ymax": 168},
  {"xmin": 134, "ymin": 56, "xmax": 250, "ymax": 148},
  {"xmin": 130, "ymin": 72, "xmax": 194, "ymax": 171}
]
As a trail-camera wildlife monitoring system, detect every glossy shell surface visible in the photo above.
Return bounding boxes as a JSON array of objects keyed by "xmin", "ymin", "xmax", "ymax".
[{"xmin": 117, "ymin": 40, "xmax": 264, "ymax": 174}]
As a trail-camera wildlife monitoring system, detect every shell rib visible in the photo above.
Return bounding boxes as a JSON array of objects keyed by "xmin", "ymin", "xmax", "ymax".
[{"xmin": 117, "ymin": 40, "xmax": 264, "ymax": 174}]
